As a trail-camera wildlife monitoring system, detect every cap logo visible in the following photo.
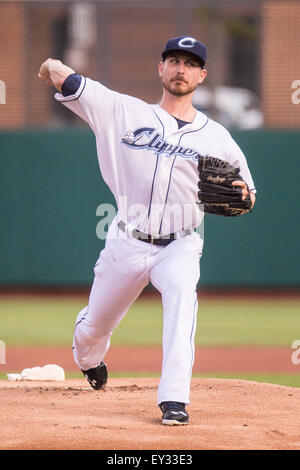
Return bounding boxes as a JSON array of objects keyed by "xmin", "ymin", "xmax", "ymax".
[{"xmin": 178, "ymin": 37, "xmax": 197, "ymax": 48}]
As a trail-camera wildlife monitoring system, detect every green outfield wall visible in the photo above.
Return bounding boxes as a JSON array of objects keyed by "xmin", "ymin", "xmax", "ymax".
[{"xmin": 0, "ymin": 129, "xmax": 299, "ymax": 287}]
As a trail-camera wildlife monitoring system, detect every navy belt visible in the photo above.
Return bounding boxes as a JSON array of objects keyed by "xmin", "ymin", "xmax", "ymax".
[{"xmin": 118, "ymin": 220, "xmax": 192, "ymax": 247}]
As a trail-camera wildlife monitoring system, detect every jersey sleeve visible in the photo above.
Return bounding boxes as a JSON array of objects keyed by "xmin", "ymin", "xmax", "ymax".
[
  {"xmin": 54, "ymin": 76, "xmax": 121, "ymax": 132},
  {"xmin": 224, "ymin": 133, "xmax": 257, "ymax": 193}
]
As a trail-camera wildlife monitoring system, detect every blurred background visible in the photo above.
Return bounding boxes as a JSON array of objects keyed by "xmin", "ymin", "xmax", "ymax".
[
  {"xmin": 0, "ymin": 0, "xmax": 300, "ymax": 289},
  {"xmin": 0, "ymin": 0, "xmax": 299, "ymax": 385},
  {"xmin": 0, "ymin": 0, "xmax": 299, "ymax": 289}
]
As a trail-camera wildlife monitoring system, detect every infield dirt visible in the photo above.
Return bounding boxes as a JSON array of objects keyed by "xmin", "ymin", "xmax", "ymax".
[{"xmin": 1, "ymin": 377, "xmax": 300, "ymax": 450}]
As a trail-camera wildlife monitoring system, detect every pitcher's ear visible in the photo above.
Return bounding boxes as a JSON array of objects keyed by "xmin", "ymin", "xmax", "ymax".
[{"xmin": 198, "ymin": 68, "xmax": 207, "ymax": 85}]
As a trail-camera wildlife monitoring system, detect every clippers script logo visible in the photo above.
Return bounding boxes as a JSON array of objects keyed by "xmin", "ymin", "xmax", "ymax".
[
  {"xmin": 178, "ymin": 37, "xmax": 197, "ymax": 48},
  {"xmin": 121, "ymin": 128, "xmax": 200, "ymax": 162}
]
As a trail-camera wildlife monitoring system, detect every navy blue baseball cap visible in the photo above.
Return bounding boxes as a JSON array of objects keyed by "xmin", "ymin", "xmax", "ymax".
[{"xmin": 162, "ymin": 36, "xmax": 207, "ymax": 67}]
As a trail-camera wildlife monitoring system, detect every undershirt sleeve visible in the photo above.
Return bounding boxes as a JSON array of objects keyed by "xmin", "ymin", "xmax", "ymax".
[{"xmin": 61, "ymin": 73, "xmax": 82, "ymax": 97}]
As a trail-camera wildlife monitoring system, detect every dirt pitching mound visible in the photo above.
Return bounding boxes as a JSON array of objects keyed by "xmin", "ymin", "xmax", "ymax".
[{"xmin": 1, "ymin": 377, "xmax": 299, "ymax": 450}]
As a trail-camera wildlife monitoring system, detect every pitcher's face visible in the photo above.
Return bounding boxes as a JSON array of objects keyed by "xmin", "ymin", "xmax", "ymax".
[{"xmin": 158, "ymin": 52, "xmax": 207, "ymax": 96}]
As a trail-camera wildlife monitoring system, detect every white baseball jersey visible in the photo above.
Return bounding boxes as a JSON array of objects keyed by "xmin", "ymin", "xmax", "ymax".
[{"xmin": 55, "ymin": 76, "xmax": 256, "ymax": 236}]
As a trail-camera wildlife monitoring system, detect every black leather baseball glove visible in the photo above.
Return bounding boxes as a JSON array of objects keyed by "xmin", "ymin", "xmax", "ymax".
[{"xmin": 197, "ymin": 155, "xmax": 252, "ymax": 216}]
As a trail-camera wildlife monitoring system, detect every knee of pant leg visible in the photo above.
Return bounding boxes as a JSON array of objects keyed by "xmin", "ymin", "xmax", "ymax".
[
  {"xmin": 74, "ymin": 321, "xmax": 112, "ymax": 346},
  {"xmin": 162, "ymin": 272, "xmax": 197, "ymax": 293},
  {"xmin": 75, "ymin": 306, "xmax": 88, "ymax": 327}
]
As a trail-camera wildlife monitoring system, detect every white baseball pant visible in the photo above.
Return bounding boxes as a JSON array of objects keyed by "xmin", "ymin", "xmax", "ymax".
[{"xmin": 72, "ymin": 217, "xmax": 203, "ymax": 405}]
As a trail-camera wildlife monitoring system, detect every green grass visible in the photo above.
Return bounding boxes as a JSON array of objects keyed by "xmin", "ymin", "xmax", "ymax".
[
  {"xmin": 0, "ymin": 295, "xmax": 299, "ymax": 347},
  {"xmin": 0, "ymin": 297, "xmax": 85, "ymax": 346}
]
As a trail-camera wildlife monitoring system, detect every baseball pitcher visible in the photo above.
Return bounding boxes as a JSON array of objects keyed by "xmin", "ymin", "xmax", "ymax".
[{"xmin": 38, "ymin": 36, "xmax": 256, "ymax": 425}]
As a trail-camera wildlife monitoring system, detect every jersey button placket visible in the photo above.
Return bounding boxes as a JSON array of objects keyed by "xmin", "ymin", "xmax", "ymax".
[{"xmin": 158, "ymin": 156, "xmax": 173, "ymax": 197}]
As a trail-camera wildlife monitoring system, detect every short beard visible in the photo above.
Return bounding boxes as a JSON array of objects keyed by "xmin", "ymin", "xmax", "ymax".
[{"xmin": 162, "ymin": 78, "xmax": 198, "ymax": 97}]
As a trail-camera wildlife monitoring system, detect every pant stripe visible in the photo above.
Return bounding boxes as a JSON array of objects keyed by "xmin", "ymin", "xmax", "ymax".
[{"xmin": 188, "ymin": 295, "xmax": 198, "ymax": 379}]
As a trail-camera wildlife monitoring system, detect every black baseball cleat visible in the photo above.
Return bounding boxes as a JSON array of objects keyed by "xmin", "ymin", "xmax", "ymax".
[
  {"xmin": 159, "ymin": 401, "xmax": 189, "ymax": 425},
  {"xmin": 81, "ymin": 362, "xmax": 108, "ymax": 390}
]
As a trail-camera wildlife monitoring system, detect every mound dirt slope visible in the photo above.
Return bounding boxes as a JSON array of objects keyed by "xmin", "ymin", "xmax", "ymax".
[{"xmin": 1, "ymin": 377, "xmax": 300, "ymax": 450}]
